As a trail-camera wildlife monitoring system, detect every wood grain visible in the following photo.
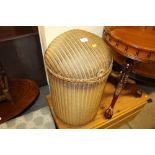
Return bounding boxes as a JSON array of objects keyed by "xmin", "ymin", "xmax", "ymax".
[
  {"xmin": 103, "ymin": 26, "xmax": 155, "ymax": 62},
  {"xmin": 46, "ymin": 81, "xmax": 148, "ymax": 129},
  {"xmin": 103, "ymin": 26, "xmax": 155, "ymax": 79},
  {"xmin": 0, "ymin": 79, "xmax": 39, "ymax": 124}
]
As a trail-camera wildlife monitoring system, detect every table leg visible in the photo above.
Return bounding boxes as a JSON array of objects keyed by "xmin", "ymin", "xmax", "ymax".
[
  {"xmin": 104, "ymin": 59, "xmax": 134, "ymax": 119},
  {"xmin": 110, "ymin": 71, "xmax": 143, "ymax": 97}
]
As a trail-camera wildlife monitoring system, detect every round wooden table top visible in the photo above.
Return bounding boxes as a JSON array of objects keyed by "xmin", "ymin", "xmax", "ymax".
[
  {"xmin": 0, "ymin": 79, "xmax": 39, "ymax": 124},
  {"xmin": 104, "ymin": 26, "xmax": 155, "ymax": 62}
]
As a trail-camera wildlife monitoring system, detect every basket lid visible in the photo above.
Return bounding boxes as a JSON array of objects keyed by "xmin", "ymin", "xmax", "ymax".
[{"xmin": 44, "ymin": 29, "xmax": 113, "ymax": 81}]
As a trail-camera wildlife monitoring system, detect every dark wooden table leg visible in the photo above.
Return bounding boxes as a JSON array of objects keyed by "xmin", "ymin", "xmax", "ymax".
[
  {"xmin": 104, "ymin": 59, "xmax": 134, "ymax": 119},
  {"xmin": 110, "ymin": 71, "xmax": 143, "ymax": 97}
]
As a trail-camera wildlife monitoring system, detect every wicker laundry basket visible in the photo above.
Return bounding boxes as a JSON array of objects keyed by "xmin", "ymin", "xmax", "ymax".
[{"xmin": 44, "ymin": 29, "xmax": 113, "ymax": 126}]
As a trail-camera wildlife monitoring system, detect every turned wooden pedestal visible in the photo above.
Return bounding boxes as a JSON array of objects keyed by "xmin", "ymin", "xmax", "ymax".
[
  {"xmin": 103, "ymin": 26, "xmax": 155, "ymax": 119},
  {"xmin": 46, "ymin": 81, "xmax": 149, "ymax": 129}
]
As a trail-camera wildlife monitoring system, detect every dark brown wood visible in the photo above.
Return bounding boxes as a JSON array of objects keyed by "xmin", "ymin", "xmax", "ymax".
[
  {"xmin": 0, "ymin": 63, "xmax": 12, "ymax": 102},
  {"xmin": 0, "ymin": 27, "xmax": 47, "ymax": 87},
  {"xmin": 104, "ymin": 59, "xmax": 135, "ymax": 119},
  {"xmin": 0, "ymin": 26, "xmax": 38, "ymax": 42},
  {"xmin": 110, "ymin": 70, "xmax": 143, "ymax": 97},
  {"xmin": 0, "ymin": 78, "xmax": 39, "ymax": 124}
]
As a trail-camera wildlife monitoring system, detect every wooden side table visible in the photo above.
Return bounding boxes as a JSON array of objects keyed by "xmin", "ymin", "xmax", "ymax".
[{"xmin": 103, "ymin": 26, "xmax": 155, "ymax": 119}]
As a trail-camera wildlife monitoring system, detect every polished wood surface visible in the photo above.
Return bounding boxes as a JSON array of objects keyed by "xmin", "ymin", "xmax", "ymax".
[
  {"xmin": 104, "ymin": 26, "xmax": 155, "ymax": 62},
  {"xmin": 0, "ymin": 79, "xmax": 39, "ymax": 124},
  {"xmin": 104, "ymin": 59, "xmax": 137, "ymax": 119},
  {"xmin": 103, "ymin": 26, "xmax": 155, "ymax": 119},
  {"xmin": 109, "ymin": 27, "xmax": 155, "ymax": 51},
  {"xmin": 46, "ymin": 81, "xmax": 148, "ymax": 129},
  {"xmin": 112, "ymin": 50, "xmax": 155, "ymax": 79},
  {"xmin": 103, "ymin": 26, "xmax": 155, "ymax": 79},
  {"xmin": 0, "ymin": 63, "xmax": 12, "ymax": 102}
]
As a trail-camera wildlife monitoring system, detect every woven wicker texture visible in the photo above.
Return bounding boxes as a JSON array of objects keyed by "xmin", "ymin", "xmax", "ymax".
[
  {"xmin": 45, "ymin": 29, "xmax": 112, "ymax": 82},
  {"xmin": 45, "ymin": 29, "xmax": 113, "ymax": 126}
]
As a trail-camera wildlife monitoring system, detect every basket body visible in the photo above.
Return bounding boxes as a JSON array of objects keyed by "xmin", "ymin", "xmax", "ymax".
[
  {"xmin": 45, "ymin": 29, "xmax": 113, "ymax": 126},
  {"xmin": 48, "ymin": 70, "xmax": 111, "ymax": 126}
]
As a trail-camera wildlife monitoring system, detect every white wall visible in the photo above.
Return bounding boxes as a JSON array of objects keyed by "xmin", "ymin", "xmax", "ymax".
[{"xmin": 38, "ymin": 26, "xmax": 104, "ymax": 53}]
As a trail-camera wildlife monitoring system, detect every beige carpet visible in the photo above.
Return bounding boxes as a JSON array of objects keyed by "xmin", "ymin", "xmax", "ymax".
[{"xmin": 0, "ymin": 106, "xmax": 56, "ymax": 129}]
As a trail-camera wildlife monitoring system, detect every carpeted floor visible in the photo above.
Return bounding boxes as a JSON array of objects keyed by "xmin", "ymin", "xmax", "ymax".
[{"xmin": 0, "ymin": 106, "xmax": 56, "ymax": 129}]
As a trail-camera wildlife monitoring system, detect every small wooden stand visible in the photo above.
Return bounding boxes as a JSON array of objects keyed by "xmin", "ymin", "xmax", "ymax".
[{"xmin": 46, "ymin": 81, "xmax": 149, "ymax": 129}]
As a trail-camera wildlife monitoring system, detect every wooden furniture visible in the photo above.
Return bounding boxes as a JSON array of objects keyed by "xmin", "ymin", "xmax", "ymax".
[
  {"xmin": 103, "ymin": 26, "xmax": 155, "ymax": 119},
  {"xmin": 46, "ymin": 81, "xmax": 149, "ymax": 129},
  {"xmin": 0, "ymin": 78, "xmax": 39, "ymax": 124},
  {"xmin": 0, "ymin": 26, "xmax": 38, "ymax": 42},
  {"xmin": 0, "ymin": 63, "xmax": 12, "ymax": 102},
  {"xmin": 0, "ymin": 26, "xmax": 47, "ymax": 87}
]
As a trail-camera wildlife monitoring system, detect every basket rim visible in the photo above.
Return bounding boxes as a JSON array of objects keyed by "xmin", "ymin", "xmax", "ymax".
[{"xmin": 46, "ymin": 61, "xmax": 113, "ymax": 83}]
